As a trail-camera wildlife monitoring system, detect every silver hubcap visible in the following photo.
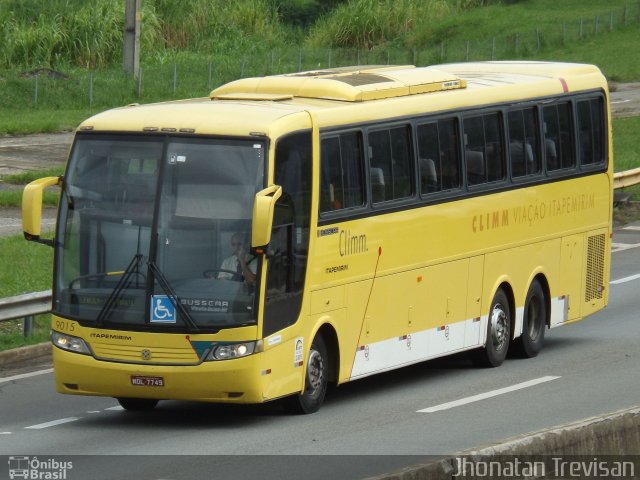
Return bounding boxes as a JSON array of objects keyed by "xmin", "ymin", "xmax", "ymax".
[
  {"xmin": 306, "ymin": 349, "xmax": 325, "ymax": 396},
  {"xmin": 490, "ymin": 303, "xmax": 509, "ymax": 352}
]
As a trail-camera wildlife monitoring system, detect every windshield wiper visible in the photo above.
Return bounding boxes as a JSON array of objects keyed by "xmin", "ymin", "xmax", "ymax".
[
  {"xmin": 148, "ymin": 261, "xmax": 199, "ymax": 332},
  {"xmin": 96, "ymin": 254, "xmax": 144, "ymax": 327}
]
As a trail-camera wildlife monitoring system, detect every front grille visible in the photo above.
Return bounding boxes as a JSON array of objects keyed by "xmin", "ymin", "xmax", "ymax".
[{"xmin": 91, "ymin": 343, "xmax": 199, "ymax": 365}]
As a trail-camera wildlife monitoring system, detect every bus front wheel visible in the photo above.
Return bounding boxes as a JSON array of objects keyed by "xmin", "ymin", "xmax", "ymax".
[
  {"xmin": 117, "ymin": 397, "xmax": 159, "ymax": 411},
  {"xmin": 283, "ymin": 336, "xmax": 328, "ymax": 414},
  {"xmin": 478, "ymin": 289, "xmax": 511, "ymax": 367}
]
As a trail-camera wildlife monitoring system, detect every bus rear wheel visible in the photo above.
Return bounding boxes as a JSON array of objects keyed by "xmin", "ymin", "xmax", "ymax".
[
  {"xmin": 117, "ymin": 398, "xmax": 159, "ymax": 411},
  {"xmin": 283, "ymin": 336, "xmax": 328, "ymax": 414},
  {"xmin": 512, "ymin": 280, "xmax": 546, "ymax": 358},
  {"xmin": 477, "ymin": 289, "xmax": 511, "ymax": 367}
]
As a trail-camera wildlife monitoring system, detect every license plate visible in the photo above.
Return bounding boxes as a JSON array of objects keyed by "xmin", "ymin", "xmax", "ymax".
[{"xmin": 130, "ymin": 375, "xmax": 164, "ymax": 387}]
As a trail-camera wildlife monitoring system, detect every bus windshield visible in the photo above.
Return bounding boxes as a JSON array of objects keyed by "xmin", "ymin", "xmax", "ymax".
[{"xmin": 54, "ymin": 134, "xmax": 265, "ymax": 331}]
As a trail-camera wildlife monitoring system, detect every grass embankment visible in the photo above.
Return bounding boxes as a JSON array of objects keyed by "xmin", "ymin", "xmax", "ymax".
[{"xmin": 1, "ymin": 0, "xmax": 640, "ymax": 134}]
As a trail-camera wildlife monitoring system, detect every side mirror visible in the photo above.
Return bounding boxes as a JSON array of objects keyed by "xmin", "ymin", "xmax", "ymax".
[
  {"xmin": 251, "ymin": 184, "xmax": 282, "ymax": 251},
  {"xmin": 22, "ymin": 176, "xmax": 61, "ymax": 247}
]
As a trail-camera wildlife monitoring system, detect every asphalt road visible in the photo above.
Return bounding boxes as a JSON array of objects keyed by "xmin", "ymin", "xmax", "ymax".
[{"xmin": 0, "ymin": 223, "xmax": 638, "ymax": 480}]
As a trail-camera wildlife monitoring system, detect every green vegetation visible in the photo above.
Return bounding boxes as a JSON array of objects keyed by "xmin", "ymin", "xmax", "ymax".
[
  {"xmin": 2, "ymin": 167, "xmax": 64, "ymax": 184},
  {"xmin": 0, "ymin": 314, "xmax": 51, "ymax": 351},
  {"xmin": 305, "ymin": 0, "xmax": 466, "ymax": 49},
  {"xmin": 0, "ymin": 233, "xmax": 53, "ymax": 297},
  {"xmin": 0, "ymin": 191, "xmax": 58, "ymax": 207},
  {"xmin": 613, "ymin": 117, "xmax": 640, "ymax": 172},
  {"xmin": 1, "ymin": 0, "xmax": 639, "ymax": 136},
  {"xmin": 612, "ymin": 116, "xmax": 640, "ymax": 201}
]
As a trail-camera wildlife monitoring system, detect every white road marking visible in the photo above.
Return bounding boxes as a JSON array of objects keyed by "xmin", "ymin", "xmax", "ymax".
[
  {"xmin": 610, "ymin": 274, "xmax": 640, "ymax": 285},
  {"xmin": 104, "ymin": 406, "xmax": 124, "ymax": 411},
  {"xmin": 25, "ymin": 417, "xmax": 80, "ymax": 429},
  {"xmin": 87, "ymin": 411, "xmax": 101, "ymax": 414},
  {"xmin": 0, "ymin": 368, "xmax": 53, "ymax": 384},
  {"xmin": 0, "ymin": 432, "xmax": 12, "ymax": 435},
  {"xmin": 417, "ymin": 376, "xmax": 561, "ymax": 413},
  {"xmin": 623, "ymin": 225, "xmax": 640, "ymax": 231},
  {"xmin": 611, "ymin": 99, "xmax": 630, "ymax": 104},
  {"xmin": 611, "ymin": 242, "xmax": 640, "ymax": 253}
]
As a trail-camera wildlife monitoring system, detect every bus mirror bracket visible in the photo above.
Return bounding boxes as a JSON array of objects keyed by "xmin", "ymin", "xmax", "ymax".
[
  {"xmin": 22, "ymin": 176, "xmax": 61, "ymax": 247},
  {"xmin": 251, "ymin": 184, "xmax": 282, "ymax": 251}
]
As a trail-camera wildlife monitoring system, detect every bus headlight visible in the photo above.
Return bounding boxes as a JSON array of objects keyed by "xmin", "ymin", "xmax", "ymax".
[
  {"xmin": 206, "ymin": 342, "xmax": 257, "ymax": 361},
  {"xmin": 51, "ymin": 331, "xmax": 91, "ymax": 355}
]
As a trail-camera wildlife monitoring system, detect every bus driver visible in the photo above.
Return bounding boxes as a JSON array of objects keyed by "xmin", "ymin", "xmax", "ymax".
[{"xmin": 218, "ymin": 232, "xmax": 257, "ymax": 285}]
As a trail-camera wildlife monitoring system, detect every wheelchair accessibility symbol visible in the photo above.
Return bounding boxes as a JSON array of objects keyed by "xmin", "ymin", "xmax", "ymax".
[{"xmin": 150, "ymin": 295, "xmax": 176, "ymax": 323}]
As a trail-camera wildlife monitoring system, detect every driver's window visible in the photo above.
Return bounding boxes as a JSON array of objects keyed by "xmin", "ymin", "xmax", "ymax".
[{"xmin": 263, "ymin": 131, "xmax": 312, "ymax": 336}]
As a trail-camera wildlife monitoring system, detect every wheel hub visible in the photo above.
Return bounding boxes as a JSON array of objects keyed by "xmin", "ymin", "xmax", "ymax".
[
  {"xmin": 490, "ymin": 304, "xmax": 508, "ymax": 351},
  {"xmin": 306, "ymin": 349, "xmax": 325, "ymax": 392}
]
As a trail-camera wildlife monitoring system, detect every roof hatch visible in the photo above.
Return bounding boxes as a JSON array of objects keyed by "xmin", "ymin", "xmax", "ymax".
[{"xmin": 210, "ymin": 65, "xmax": 467, "ymax": 102}]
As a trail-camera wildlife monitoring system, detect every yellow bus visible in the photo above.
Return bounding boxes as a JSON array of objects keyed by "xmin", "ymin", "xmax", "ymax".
[{"xmin": 23, "ymin": 61, "xmax": 611, "ymax": 413}]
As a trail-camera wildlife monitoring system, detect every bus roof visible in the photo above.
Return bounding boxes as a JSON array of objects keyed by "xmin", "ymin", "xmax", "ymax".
[{"xmin": 79, "ymin": 61, "xmax": 606, "ymax": 136}]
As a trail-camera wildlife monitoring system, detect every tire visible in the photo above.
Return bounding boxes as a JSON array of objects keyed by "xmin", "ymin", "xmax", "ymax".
[
  {"xmin": 283, "ymin": 336, "xmax": 328, "ymax": 414},
  {"xmin": 117, "ymin": 397, "xmax": 159, "ymax": 411},
  {"xmin": 477, "ymin": 289, "xmax": 511, "ymax": 367},
  {"xmin": 512, "ymin": 280, "xmax": 546, "ymax": 358}
]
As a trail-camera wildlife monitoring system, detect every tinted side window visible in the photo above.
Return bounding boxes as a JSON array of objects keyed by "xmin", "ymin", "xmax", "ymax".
[
  {"xmin": 544, "ymin": 102, "xmax": 575, "ymax": 171},
  {"xmin": 508, "ymin": 107, "xmax": 541, "ymax": 178},
  {"xmin": 464, "ymin": 112, "xmax": 504, "ymax": 186},
  {"xmin": 577, "ymin": 97, "xmax": 606, "ymax": 166},
  {"xmin": 417, "ymin": 118, "xmax": 461, "ymax": 194},
  {"xmin": 320, "ymin": 131, "xmax": 364, "ymax": 212},
  {"xmin": 368, "ymin": 126, "xmax": 413, "ymax": 203}
]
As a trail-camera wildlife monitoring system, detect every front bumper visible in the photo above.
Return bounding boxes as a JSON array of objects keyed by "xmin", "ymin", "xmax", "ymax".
[{"xmin": 53, "ymin": 346, "xmax": 265, "ymax": 404}]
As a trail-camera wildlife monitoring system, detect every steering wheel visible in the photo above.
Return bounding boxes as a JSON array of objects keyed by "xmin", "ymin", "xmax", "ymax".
[{"xmin": 203, "ymin": 269, "xmax": 243, "ymax": 281}]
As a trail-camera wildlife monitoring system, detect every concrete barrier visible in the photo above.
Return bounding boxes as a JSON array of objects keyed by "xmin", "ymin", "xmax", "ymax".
[
  {"xmin": 367, "ymin": 406, "xmax": 640, "ymax": 479},
  {"xmin": 0, "ymin": 342, "xmax": 51, "ymax": 367}
]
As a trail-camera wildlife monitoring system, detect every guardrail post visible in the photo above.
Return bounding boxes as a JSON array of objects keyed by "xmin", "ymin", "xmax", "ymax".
[{"xmin": 23, "ymin": 315, "xmax": 33, "ymax": 337}]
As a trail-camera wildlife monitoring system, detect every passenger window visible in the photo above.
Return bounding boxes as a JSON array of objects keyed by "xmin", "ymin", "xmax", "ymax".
[
  {"xmin": 544, "ymin": 102, "xmax": 575, "ymax": 171},
  {"xmin": 368, "ymin": 126, "xmax": 413, "ymax": 203},
  {"xmin": 463, "ymin": 112, "xmax": 504, "ymax": 186},
  {"xmin": 417, "ymin": 118, "xmax": 461, "ymax": 194},
  {"xmin": 320, "ymin": 131, "xmax": 365, "ymax": 213},
  {"xmin": 508, "ymin": 108, "xmax": 541, "ymax": 178},
  {"xmin": 577, "ymin": 98, "xmax": 605, "ymax": 166}
]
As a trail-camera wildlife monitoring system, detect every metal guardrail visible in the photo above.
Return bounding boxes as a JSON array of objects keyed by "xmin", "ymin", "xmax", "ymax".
[
  {"xmin": 613, "ymin": 167, "xmax": 640, "ymax": 190},
  {"xmin": 0, "ymin": 290, "xmax": 52, "ymax": 336}
]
